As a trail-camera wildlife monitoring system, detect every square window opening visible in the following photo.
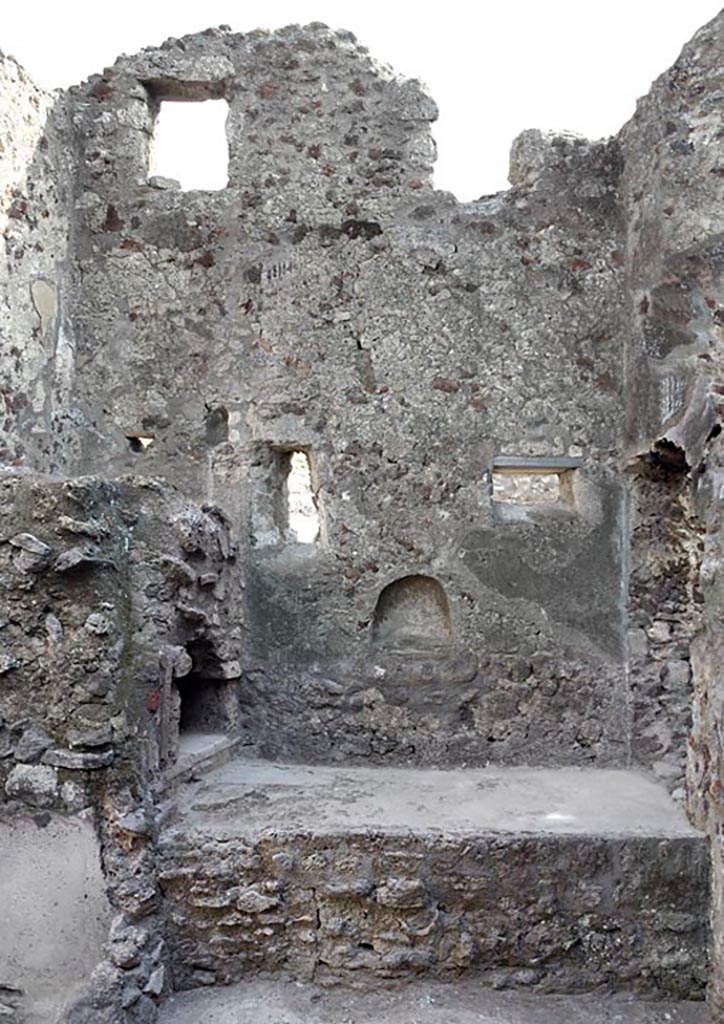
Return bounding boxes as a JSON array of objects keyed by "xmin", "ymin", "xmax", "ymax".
[{"xmin": 149, "ymin": 98, "xmax": 229, "ymax": 191}]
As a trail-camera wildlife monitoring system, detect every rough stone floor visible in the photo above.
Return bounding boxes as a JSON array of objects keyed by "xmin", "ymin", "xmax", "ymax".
[{"xmin": 158, "ymin": 978, "xmax": 710, "ymax": 1023}]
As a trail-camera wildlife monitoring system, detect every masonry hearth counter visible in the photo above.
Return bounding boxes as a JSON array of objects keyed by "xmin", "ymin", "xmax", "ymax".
[
  {"xmin": 1, "ymin": 10, "xmax": 724, "ymax": 1024},
  {"xmin": 155, "ymin": 761, "xmax": 708, "ymax": 996}
]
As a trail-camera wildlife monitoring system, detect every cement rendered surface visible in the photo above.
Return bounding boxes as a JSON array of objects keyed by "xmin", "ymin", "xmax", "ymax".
[
  {"xmin": 158, "ymin": 978, "xmax": 710, "ymax": 1024},
  {"xmin": 169, "ymin": 759, "xmax": 698, "ymax": 839},
  {"xmin": 177, "ymin": 731, "xmax": 229, "ymax": 758},
  {"xmin": 0, "ymin": 811, "xmax": 112, "ymax": 1024}
]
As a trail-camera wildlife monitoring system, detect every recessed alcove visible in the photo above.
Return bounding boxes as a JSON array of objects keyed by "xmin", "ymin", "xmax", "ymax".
[
  {"xmin": 372, "ymin": 575, "xmax": 453, "ymax": 652},
  {"xmin": 174, "ymin": 641, "xmax": 234, "ymax": 760},
  {"xmin": 177, "ymin": 674, "xmax": 226, "ymax": 735},
  {"xmin": 205, "ymin": 404, "xmax": 229, "ymax": 446}
]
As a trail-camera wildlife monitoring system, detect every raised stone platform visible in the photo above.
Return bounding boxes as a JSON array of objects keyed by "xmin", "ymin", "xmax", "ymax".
[
  {"xmin": 163, "ymin": 759, "xmax": 700, "ymax": 837},
  {"xmin": 158, "ymin": 978, "xmax": 710, "ymax": 1023},
  {"xmin": 158, "ymin": 761, "xmax": 708, "ymax": 997}
]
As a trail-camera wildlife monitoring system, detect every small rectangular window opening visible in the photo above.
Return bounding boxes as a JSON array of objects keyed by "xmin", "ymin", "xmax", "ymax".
[
  {"xmin": 285, "ymin": 451, "xmax": 319, "ymax": 543},
  {"xmin": 149, "ymin": 98, "xmax": 229, "ymax": 191},
  {"xmin": 493, "ymin": 472, "xmax": 564, "ymax": 504},
  {"xmin": 491, "ymin": 456, "xmax": 581, "ymax": 506}
]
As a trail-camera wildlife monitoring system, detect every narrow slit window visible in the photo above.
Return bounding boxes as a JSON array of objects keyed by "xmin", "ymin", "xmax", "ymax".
[
  {"xmin": 149, "ymin": 99, "xmax": 229, "ymax": 191},
  {"xmin": 286, "ymin": 451, "xmax": 319, "ymax": 543}
]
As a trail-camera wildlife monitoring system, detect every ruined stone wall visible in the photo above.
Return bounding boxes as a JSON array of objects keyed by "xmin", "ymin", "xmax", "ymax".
[
  {"xmin": 158, "ymin": 826, "xmax": 708, "ymax": 999},
  {"xmin": 0, "ymin": 54, "xmax": 76, "ymax": 473},
  {"xmin": 617, "ymin": 2, "xmax": 724, "ymax": 791},
  {"xmin": 3, "ymin": 12, "xmax": 724, "ymax": 1019},
  {"xmin": 616, "ymin": 9, "xmax": 724, "ymax": 1014},
  {"xmin": 626, "ymin": 455, "xmax": 703, "ymax": 797},
  {"xmin": 1, "ymin": 476, "xmax": 240, "ymax": 798},
  {"xmin": 688, "ymin": 443, "xmax": 724, "ymax": 1020},
  {"xmin": 53, "ymin": 26, "xmax": 632, "ymax": 770},
  {"xmin": 618, "ymin": 14, "xmax": 724, "ymax": 458},
  {"xmin": 0, "ymin": 475, "xmax": 243, "ymax": 1022}
]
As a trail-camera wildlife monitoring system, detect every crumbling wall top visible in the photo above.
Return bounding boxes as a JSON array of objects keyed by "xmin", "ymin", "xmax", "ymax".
[{"xmin": 69, "ymin": 24, "xmax": 438, "ymax": 202}]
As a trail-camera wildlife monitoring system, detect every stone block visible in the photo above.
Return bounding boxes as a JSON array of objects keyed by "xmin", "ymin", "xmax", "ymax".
[
  {"xmin": 42, "ymin": 748, "xmax": 114, "ymax": 770},
  {"xmin": 5, "ymin": 764, "xmax": 57, "ymax": 807}
]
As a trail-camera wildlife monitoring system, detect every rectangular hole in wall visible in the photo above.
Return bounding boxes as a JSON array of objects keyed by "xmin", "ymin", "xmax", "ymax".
[
  {"xmin": 250, "ymin": 446, "xmax": 321, "ymax": 547},
  {"xmin": 174, "ymin": 674, "xmax": 230, "ymax": 762},
  {"xmin": 285, "ymin": 450, "xmax": 319, "ymax": 543},
  {"xmin": 149, "ymin": 98, "xmax": 229, "ymax": 191},
  {"xmin": 493, "ymin": 471, "xmax": 563, "ymax": 504},
  {"xmin": 491, "ymin": 456, "xmax": 582, "ymax": 507}
]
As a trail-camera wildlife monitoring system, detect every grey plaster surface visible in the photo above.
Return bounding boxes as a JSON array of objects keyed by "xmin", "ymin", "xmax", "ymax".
[
  {"xmin": 0, "ymin": 811, "xmax": 112, "ymax": 1024},
  {"xmin": 177, "ymin": 730, "xmax": 229, "ymax": 758},
  {"xmin": 158, "ymin": 978, "xmax": 710, "ymax": 1024},
  {"xmin": 169, "ymin": 759, "xmax": 697, "ymax": 838}
]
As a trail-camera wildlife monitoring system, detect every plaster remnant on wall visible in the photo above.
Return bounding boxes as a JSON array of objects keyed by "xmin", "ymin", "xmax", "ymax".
[{"xmin": 30, "ymin": 278, "xmax": 57, "ymax": 336}]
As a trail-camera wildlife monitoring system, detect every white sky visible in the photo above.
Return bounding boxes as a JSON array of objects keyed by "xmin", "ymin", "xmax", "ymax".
[{"xmin": 3, "ymin": 0, "xmax": 722, "ymax": 198}]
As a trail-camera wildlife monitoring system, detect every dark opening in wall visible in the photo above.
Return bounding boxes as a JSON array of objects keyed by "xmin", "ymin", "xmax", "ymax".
[
  {"xmin": 176, "ymin": 674, "xmax": 226, "ymax": 734},
  {"xmin": 175, "ymin": 640, "xmax": 230, "ymax": 739},
  {"xmin": 372, "ymin": 575, "xmax": 453, "ymax": 652},
  {"xmin": 205, "ymin": 403, "xmax": 229, "ymax": 446},
  {"xmin": 149, "ymin": 98, "xmax": 229, "ymax": 190},
  {"xmin": 647, "ymin": 439, "xmax": 689, "ymax": 473},
  {"xmin": 126, "ymin": 432, "xmax": 154, "ymax": 453}
]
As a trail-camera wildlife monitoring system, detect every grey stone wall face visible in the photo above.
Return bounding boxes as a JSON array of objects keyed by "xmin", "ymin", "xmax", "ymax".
[
  {"xmin": 158, "ymin": 828, "xmax": 709, "ymax": 998},
  {"xmin": 52, "ymin": 26, "xmax": 631, "ymax": 770},
  {"xmin": 615, "ymin": 10, "xmax": 724, "ymax": 1019},
  {"xmin": 0, "ymin": 53, "xmax": 75, "ymax": 473},
  {"xmin": 1, "ymin": 11, "xmax": 724, "ymax": 1022}
]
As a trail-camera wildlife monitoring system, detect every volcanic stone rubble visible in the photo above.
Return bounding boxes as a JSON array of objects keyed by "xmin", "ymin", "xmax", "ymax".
[{"xmin": 0, "ymin": 11, "xmax": 723, "ymax": 1024}]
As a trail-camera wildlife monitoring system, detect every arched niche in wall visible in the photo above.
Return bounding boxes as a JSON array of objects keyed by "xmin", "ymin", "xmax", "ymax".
[{"xmin": 372, "ymin": 575, "xmax": 453, "ymax": 652}]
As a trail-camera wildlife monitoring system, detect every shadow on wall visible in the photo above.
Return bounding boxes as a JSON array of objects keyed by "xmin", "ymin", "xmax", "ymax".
[{"xmin": 372, "ymin": 575, "xmax": 453, "ymax": 653}]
